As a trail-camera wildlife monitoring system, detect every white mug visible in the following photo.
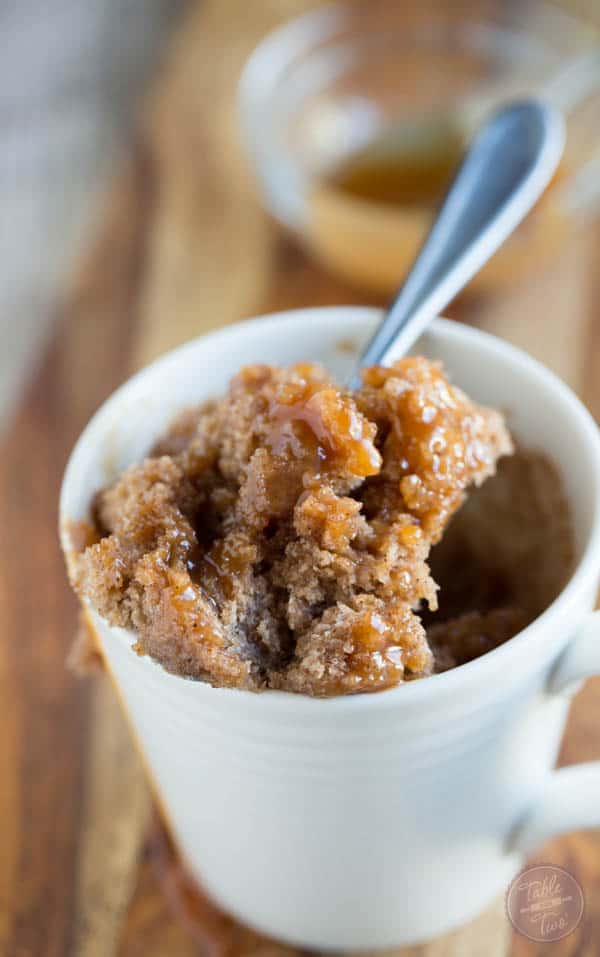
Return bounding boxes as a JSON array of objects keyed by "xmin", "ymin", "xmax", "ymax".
[{"xmin": 60, "ymin": 309, "xmax": 600, "ymax": 951}]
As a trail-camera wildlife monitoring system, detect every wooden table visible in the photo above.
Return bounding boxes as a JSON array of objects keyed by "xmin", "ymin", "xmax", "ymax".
[{"xmin": 2, "ymin": 2, "xmax": 600, "ymax": 954}]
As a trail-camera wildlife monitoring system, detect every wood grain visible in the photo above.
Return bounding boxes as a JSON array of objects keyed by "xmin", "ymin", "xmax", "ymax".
[
  {"xmin": 62, "ymin": 155, "xmax": 155, "ymax": 957},
  {"xmin": 0, "ymin": 155, "xmax": 143, "ymax": 956},
  {"xmin": 2, "ymin": 1, "xmax": 599, "ymax": 955}
]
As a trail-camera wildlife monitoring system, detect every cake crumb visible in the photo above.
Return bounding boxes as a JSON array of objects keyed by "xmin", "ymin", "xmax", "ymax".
[
  {"xmin": 68, "ymin": 610, "xmax": 105, "ymax": 676},
  {"xmin": 67, "ymin": 357, "xmax": 525, "ymax": 695}
]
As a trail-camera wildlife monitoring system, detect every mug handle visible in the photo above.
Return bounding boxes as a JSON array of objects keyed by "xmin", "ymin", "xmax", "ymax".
[{"xmin": 508, "ymin": 611, "xmax": 600, "ymax": 855}]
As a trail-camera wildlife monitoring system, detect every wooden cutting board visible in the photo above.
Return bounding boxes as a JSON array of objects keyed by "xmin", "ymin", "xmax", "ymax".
[{"xmin": 2, "ymin": 2, "xmax": 600, "ymax": 955}]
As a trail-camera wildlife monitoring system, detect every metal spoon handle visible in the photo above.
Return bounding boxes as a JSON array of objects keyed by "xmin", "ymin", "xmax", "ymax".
[{"xmin": 348, "ymin": 100, "xmax": 565, "ymax": 388}]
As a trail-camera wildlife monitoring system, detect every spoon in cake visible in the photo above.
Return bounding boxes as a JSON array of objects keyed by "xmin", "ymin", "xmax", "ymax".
[{"xmin": 347, "ymin": 99, "xmax": 565, "ymax": 389}]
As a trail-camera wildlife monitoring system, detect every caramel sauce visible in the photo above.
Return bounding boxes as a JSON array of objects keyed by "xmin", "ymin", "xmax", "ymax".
[
  {"xmin": 168, "ymin": 572, "xmax": 224, "ymax": 648},
  {"xmin": 308, "ymin": 129, "xmax": 568, "ymax": 295},
  {"xmin": 193, "ymin": 540, "xmax": 247, "ymax": 601},
  {"xmin": 338, "ymin": 606, "xmax": 418, "ymax": 694},
  {"xmin": 359, "ymin": 358, "xmax": 499, "ymax": 541},
  {"xmin": 397, "ymin": 523, "xmax": 424, "ymax": 547},
  {"xmin": 332, "ymin": 129, "xmax": 464, "ymax": 207},
  {"xmin": 267, "ymin": 385, "xmax": 381, "ymax": 478}
]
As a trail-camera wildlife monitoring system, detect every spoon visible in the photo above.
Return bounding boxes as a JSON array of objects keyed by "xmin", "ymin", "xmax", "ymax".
[{"xmin": 347, "ymin": 99, "xmax": 565, "ymax": 388}]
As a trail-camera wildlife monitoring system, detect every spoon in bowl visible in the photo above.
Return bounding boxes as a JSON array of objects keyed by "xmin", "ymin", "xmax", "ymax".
[{"xmin": 347, "ymin": 99, "xmax": 565, "ymax": 388}]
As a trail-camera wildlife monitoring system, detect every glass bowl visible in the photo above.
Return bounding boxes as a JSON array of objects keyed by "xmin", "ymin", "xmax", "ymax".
[{"xmin": 239, "ymin": 0, "xmax": 600, "ymax": 296}]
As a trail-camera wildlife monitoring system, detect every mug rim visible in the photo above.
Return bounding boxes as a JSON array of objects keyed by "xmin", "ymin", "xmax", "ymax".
[{"xmin": 60, "ymin": 307, "xmax": 600, "ymax": 712}]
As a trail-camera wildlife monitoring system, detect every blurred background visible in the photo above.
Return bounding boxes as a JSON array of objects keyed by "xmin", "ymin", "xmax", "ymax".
[{"xmin": 1, "ymin": 2, "xmax": 600, "ymax": 955}]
